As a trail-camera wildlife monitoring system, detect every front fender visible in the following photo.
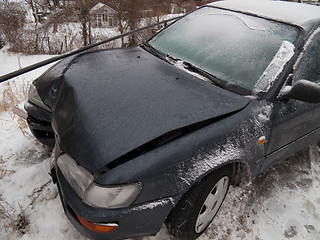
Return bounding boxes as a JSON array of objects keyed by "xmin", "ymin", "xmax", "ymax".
[{"xmin": 95, "ymin": 99, "xmax": 272, "ymax": 205}]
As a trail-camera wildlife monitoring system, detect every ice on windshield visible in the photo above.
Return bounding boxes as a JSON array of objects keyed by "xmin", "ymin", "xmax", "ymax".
[
  {"xmin": 230, "ymin": 11, "xmax": 270, "ymax": 32},
  {"xmin": 254, "ymin": 41, "xmax": 295, "ymax": 93},
  {"xmin": 149, "ymin": 7, "xmax": 299, "ymax": 93},
  {"xmin": 211, "ymin": 0, "xmax": 320, "ymax": 27}
]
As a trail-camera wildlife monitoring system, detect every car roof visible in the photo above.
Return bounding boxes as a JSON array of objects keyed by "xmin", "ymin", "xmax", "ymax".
[{"xmin": 207, "ymin": 0, "xmax": 320, "ymax": 31}]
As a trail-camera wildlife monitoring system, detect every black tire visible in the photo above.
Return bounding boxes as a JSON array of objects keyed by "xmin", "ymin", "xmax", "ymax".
[{"xmin": 165, "ymin": 166, "xmax": 232, "ymax": 240}]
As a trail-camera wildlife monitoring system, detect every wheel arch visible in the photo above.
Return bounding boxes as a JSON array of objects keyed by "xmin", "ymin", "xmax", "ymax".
[
  {"xmin": 169, "ymin": 160, "xmax": 252, "ymax": 210},
  {"xmin": 165, "ymin": 162, "xmax": 236, "ymax": 239},
  {"xmin": 192, "ymin": 160, "xmax": 252, "ymax": 188},
  {"xmin": 229, "ymin": 161, "xmax": 252, "ymax": 186}
]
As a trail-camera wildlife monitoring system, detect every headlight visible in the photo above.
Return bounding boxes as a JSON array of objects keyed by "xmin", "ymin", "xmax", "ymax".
[
  {"xmin": 57, "ymin": 154, "xmax": 94, "ymax": 198},
  {"xmin": 83, "ymin": 182, "xmax": 142, "ymax": 209},
  {"xmin": 57, "ymin": 154, "xmax": 142, "ymax": 209},
  {"xmin": 28, "ymin": 83, "xmax": 51, "ymax": 112}
]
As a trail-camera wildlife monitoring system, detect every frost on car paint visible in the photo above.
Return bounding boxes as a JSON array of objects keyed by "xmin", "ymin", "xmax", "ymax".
[
  {"xmin": 132, "ymin": 198, "xmax": 175, "ymax": 211},
  {"xmin": 176, "ymin": 100, "xmax": 273, "ymax": 188}
]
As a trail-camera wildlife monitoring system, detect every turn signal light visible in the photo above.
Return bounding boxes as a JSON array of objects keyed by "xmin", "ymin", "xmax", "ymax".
[
  {"xmin": 74, "ymin": 212, "xmax": 118, "ymax": 233},
  {"xmin": 258, "ymin": 136, "xmax": 266, "ymax": 146}
]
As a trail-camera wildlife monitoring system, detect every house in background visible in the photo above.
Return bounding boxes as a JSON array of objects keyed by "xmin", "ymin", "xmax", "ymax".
[{"xmin": 91, "ymin": 2, "xmax": 117, "ymax": 28}]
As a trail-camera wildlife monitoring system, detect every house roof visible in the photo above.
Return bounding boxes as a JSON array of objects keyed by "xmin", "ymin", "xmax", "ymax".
[
  {"xmin": 91, "ymin": 2, "xmax": 105, "ymax": 11},
  {"xmin": 208, "ymin": 0, "xmax": 320, "ymax": 28},
  {"xmin": 91, "ymin": 2, "xmax": 116, "ymax": 13}
]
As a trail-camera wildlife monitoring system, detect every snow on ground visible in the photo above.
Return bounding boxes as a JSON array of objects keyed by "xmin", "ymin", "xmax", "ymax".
[
  {"xmin": 0, "ymin": 47, "xmax": 57, "ymax": 106},
  {"xmin": 0, "ymin": 49, "xmax": 320, "ymax": 240}
]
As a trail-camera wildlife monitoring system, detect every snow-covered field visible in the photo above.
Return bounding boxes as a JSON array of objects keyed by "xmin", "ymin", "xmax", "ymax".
[{"xmin": 0, "ymin": 49, "xmax": 319, "ymax": 240}]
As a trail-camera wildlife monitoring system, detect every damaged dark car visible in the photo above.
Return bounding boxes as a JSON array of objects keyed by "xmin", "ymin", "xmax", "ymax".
[{"xmin": 24, "ymin": 1, "xmax": 320, "ymax": 240}]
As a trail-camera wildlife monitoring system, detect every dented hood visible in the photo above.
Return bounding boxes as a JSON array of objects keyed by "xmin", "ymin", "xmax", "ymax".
[{"xmin": 39, "ymin": 47, "xmax": 250, "ymax": 174}]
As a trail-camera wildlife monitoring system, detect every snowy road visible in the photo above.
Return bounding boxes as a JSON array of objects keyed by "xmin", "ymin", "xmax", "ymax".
[{"xmin": 0, "ymin": 50, "xmax": 319, "ymax": 240}]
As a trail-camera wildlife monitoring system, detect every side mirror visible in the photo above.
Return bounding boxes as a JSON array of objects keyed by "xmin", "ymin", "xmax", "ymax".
[{"xmin": 279, "ymin": 80, "xmax": 320, "ymax": 103}]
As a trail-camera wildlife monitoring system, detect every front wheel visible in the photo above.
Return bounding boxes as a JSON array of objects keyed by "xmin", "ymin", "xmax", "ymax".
[{"xmin": 165, "ymin": 166, "xmax": 231, "ymax": 240}]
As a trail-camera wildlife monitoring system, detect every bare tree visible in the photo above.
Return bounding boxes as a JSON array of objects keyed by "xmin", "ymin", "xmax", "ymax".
[
  {"xmin": 110, "ymin": 0, "xmax": 128, "ymax": 47},
  {"xmin": 76, "ymin": 0, "xmax": 93, "ymax": 46},
  {"xmin": 126, "ymin": 1, "xmax": 141, "ymax": 46},
  {"xmin": 0, "ymin": 1, "xmax": 26, "ymax": 52},
  {"xmin": 108, "ymin": 0, "xmax": 143, "ymax": 47},
  {"xmin": 24, "ymin": 0, "xmax": 41, "ymax": 23}
]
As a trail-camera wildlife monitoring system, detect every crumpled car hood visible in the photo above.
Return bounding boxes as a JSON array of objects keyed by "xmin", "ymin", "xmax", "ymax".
[{"xmin": 38, "ymin": 47, "xmax": 250, "ymax": 174}]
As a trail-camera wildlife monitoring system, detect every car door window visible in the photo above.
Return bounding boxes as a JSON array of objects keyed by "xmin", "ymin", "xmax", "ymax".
[
  {"xmin": 263, "ymin": 30, "xmax": 320, "ymax": 172},
  {"xmin": 293, "ymin": 30, "xmax": 320, "ymax": 84}
]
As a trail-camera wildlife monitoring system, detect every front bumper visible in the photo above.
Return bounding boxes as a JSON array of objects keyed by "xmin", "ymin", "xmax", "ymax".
[
  {"xmin": 55, "ymin": 165, "xmax": 177, "ymax": 240},
  {"xmin": 24, "ymin": 101, "xmax": 55, "ymax": 146}
]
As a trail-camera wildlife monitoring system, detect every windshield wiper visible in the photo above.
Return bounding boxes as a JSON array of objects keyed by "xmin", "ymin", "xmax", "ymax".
[
  {"xmin": 183, "ymin": 61, "xmax": 251, "ymax": 95},
  {"xmin": 141, "ymin": 43, "xmax": 168, "ymax": 62},
  {"xmin": 141, "ymin": 44, "xmax": 244, "ymax": 93},
  {"xmin": 182, "ymin": 61, "xmax": 226, "ymax": 88}
]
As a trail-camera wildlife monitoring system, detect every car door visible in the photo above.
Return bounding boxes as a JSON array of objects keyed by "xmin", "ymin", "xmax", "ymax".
[{"xmin": 262, "ymin": 28, "xmax": 320, "ymax": 172}]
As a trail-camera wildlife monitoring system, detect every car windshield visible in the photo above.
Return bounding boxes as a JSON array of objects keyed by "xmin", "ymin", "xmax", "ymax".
[{"xmin": 148, "ymin": 7, "xmax": 300, "ymax": 94}]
